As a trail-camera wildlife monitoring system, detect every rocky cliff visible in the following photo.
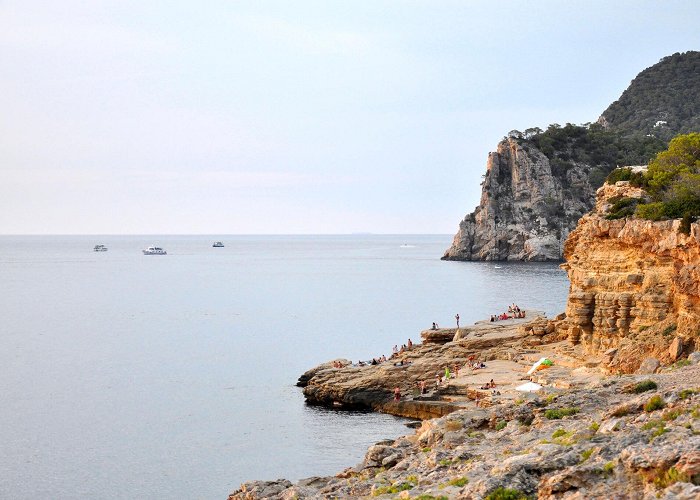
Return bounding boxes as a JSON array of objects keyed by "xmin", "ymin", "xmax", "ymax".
[
  {"xmin": 442, "ymin": 138, "xmax": 594, "ymax": 261},
  {"xmin": 444, "ymin": 51, "xmax": 700, "ymax": 261},
  {"xmin": 556, "ymin": 180, "xmax": 700, "ymax": 373}
]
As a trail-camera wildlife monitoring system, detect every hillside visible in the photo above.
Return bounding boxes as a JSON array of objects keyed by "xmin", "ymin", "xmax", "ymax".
[{"xmin": 600, "ymin": 51, "xmax": 700, "ymax": 141}]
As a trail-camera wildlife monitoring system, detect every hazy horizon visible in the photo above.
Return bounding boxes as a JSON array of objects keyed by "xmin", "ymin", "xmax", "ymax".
[{"xmin": 2, "ymin": 1, "xmax": 699, "ymax": 234}]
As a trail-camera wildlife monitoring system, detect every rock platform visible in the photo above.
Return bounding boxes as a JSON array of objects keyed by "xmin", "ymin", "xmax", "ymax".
[{"xmin": 297, "ymin": 312, "xmax": 605, "ymax": 420}]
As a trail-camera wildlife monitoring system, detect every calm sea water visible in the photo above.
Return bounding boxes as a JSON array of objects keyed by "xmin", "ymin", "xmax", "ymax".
[{"xmin": 0, "ymin": 235, "xmax": 569, "ymax": 499}]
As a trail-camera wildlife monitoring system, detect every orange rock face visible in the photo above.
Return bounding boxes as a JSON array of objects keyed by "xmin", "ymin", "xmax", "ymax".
[{"xmin": 558, "ymin": 181, "xmax": 700, "ymax": 372}]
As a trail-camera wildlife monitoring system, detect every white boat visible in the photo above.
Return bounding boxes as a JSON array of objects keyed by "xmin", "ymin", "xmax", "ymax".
[
  {"xmin": 93, "ymin": 244, "xmax": 108, "ymax": 252},
  {"xmin": 142, "ymin": 246, "xmax": 167, "ymax": 255},
  {"xmin": 212, "ymin": 241, "xmax": 224, "ymax": 247}
]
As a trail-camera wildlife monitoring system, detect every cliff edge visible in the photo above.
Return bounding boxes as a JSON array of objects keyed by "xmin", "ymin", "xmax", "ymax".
[
  {"xmin": 442, "ymin": 137, "xmax": 593, "ymax": 261},
  {"xmin": 556, "ymin": 179, "xmax": 700, "ymax": 373}
]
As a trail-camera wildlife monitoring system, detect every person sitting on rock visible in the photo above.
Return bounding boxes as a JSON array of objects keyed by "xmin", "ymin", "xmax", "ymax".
[
  {"xmin": 431, "ymin": 322, "xmax": 437, "ymax": 330},
  {"xmin": 407, "ymin": 338, "xmax": 413, "ymax": 349},
  {"xmin": 394, "ymin": 386, "xmax": 401, "ymax": 401},
  {"xmin": 419, "ymin": 380, "xmax": 426, "ymax": 395}
]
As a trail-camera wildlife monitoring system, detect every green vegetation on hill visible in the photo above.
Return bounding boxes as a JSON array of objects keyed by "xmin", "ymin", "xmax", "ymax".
[
  {"xmin": 600, "ymin": 51, "xmax": 700, "ymax": 141},
  {"xmin": 605, "ymin": 133, "xmax": 700, "ymax": 230},
  {"xmin": 506, "ymin": 52, "xmax": 700, "ymax": 192},
  {"xmin": 510, "ymin": 123, "xmax": 665, "ymax": 188}
]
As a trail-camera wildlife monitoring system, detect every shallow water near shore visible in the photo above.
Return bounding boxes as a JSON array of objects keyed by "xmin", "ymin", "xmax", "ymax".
[{"xmin": 0, "ymin": 235, "xmax": 569, "ymax": 499}]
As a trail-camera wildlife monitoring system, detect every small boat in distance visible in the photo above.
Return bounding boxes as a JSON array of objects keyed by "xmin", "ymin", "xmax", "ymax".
[
  {"xmin": 212, "ymin": 241, "xmax": 224, "ymax": 247},
  {"xmin": 143, "ymin": 246, "xmax": 167, "ymax": 255},
  {"xmin": 93, "ymin": 244, "xmax": 108, "ymax": 252}
]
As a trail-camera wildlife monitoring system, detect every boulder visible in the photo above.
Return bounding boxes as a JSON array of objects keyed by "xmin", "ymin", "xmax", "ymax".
[
  {"xmin": 669, "ymin": 337, "xmax": 684, "ymax": 362},
  {"xmin": 688, "ymin": 352, "xmax": 700, "ymax": 365},
  {"xmin": 636, "ymin": 358, "xmax": 660, "ymax": 375},
  {"xmin": 599, "ymin": 418, "xmax": 625, "ymax": 433}
]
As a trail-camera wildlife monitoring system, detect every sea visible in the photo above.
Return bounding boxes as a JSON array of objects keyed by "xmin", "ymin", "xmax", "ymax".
[{"xmin": 0, "ymin": 235, "xmax": 570, "ymax": 499}]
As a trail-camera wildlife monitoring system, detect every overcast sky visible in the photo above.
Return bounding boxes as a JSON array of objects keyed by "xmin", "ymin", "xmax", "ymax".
[{"xmin": 1, "ymin": 1, "xmax": 698, "ymax": 234}]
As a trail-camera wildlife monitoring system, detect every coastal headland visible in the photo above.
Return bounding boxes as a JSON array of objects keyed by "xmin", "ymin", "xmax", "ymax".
[
  {"xmin": 232, "ymin": 310, "xmax": 700, "ymax": 499},
  {"xmin": 297, "ymin": 312, "xmax": 590, "ymax": 421},
  {"xmin": 231, "ymin": 179, "xmax": 700, "ymax": 499}
]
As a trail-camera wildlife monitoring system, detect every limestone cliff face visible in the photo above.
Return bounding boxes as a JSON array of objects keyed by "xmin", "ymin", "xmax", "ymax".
[
  {"xmin": 558, "ymin": 181, "xmax": 700, "ymax": 372},
  {"xmin": 442, "ymin": 138, "xmax": 595, "ymax": 261}
]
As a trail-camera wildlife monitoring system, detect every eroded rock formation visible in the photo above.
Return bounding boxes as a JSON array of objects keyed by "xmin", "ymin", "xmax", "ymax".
[
  {"xmin": 557, "ymin": 181, "xmax": 700, "ymax": 372},
  {"xmin": 442, "ymin": 138, "xmax": 594, "ymax": 261}
]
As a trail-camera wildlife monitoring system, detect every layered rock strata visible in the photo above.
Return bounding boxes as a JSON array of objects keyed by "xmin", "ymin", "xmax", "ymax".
[
  {"xmin": 556, "ymin": 181, "xmax": 700, "ymax": 372},
  {"xmin": 442, "ymin": 138, "xmax": 594, "ymax": 261},
  {"xmin": 298, "ymin": 313, "xmax": 545, "ymax": 419}
]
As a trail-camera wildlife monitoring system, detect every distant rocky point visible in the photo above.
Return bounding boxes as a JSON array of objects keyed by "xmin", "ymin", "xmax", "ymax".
[{"xmin": 443, "ymin": 51, "xmax": 700, "ymax": 261}]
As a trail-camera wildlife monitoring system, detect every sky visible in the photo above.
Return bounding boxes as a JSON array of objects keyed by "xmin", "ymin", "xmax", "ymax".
[{"xmin": 1, "ymin": 1, "xmax": 698, "ymax": 234}]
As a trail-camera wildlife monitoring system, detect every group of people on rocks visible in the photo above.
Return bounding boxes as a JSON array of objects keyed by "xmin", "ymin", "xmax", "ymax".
[
  {"xmin": 355, "ymin": 338, "xmax": 414, "ymax": 367},
  {"xmin": 479, "ymin": 379, "xmax": 497, "ymax": 390},
  {"xmin": 490, "ymin": 304, "xmax": 526, "ymax": 322},
  {"xmin": 430, "ymin": 313, "xmax": 461, "ymax": 330}
]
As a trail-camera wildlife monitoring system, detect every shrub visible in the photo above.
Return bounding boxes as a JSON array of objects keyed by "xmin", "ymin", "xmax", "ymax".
[
  {"xmin": 589, "ymin": 421, "xmax": 600, "ymax": 432},
  {"xmin": 611, "ymin": 406, "xmax": 630, "ymax": 417},
  {"xmin": 602, "ymin": 462, "xmax": 615, "ymax": 475},
  {"xmin": 445, "ymin": 420, "xmax": 462, "ymax": 431},
  {"xmin": 662, "ymin": 409, "xmax": 682, "ymax": 421},
  {"xmin": 606, "ymin": 167, "xmax": 633, "ymax": 184},
  {"xmin": 606, "ymin": 197, "xmax": 640, "ymax": 219},
  {"xmin": 372, "ymin": 481, "xmax": 414, "ymax": 496},
  {"xmin": 415, "ymin": 496, "xmax": 449, "ymax": 500},
  {"xmin": 680, "ymin": 214, "xmax": 695, "ymax": 235},
  {"xmin": 552, "ymin": 429, "xmax": 568, "ymax": 439},
  {"xmin": 448, "ymin": 477, "xmax": 469, "ymax": 487},
  {"xmin": 662, "ymin": 324, "xmax": 677, "ymax": 336},
  {"xmin": 679, "ymin": 388, "xmax": 698, "ymax": 399},
  {"xmin": 636, "ymin": 133, "xmax": 700, "ymax": 221},
  {"xmin": 484, "ymin": 487, "xmax": 530, "ymax": 500},
  {"xmin": 654, "ymin": 467, "xmax": 690, "ymax": 488},
  {"xmin": 495, "ymin": 420, "xmax": 507, "ymax": 431},
  {"xmin": 644, "ymin": 395, "xmax": 666, "ymax": 412},
  {"xmin": 636, "ymin": 202, "xmax": 667, "ymax": 220},
  {"xmin": 545, "ymin": 407, "xmax": 579, "ymax": 419},
  {"xmin": 673, "ymin": 359, "xmax": 692, "ymax": 369},
  {"xmin": 633, "ymin": 380, "xmax": 658, "ymax": 393},
  {"xmin": 580, "ymin": 448, "xmax": 594, "ymax": 462}
]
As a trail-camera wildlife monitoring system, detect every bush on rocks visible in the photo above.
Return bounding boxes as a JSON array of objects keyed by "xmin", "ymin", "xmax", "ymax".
[
  {"xmin": 632, "ymin": 380, "xmax": 657, "ymax": 394},
  {"xmin": 644, "ymin": 395, "xmax": 666, "ymax": 412},
  {"xmin": 545, "ymin": 407, "xmax": 579, "ymax": 419}
]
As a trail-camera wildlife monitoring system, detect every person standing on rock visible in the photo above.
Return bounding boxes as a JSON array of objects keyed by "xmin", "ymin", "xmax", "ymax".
[
  {"xmin": 394, "ymin": 386, "xmax": 401, "ymax": 401},
  {"xmin": 455, "ymin": 313, "xmax": 460, "ymax": 328}
]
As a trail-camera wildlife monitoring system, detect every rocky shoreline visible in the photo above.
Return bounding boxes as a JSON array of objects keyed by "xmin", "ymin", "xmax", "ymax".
[
  {"xmin": 231, "ymin": 313, "xmax": 700, "ymax": 499},
  {"xmin": 230, "ymin": 180, "xmax": 700, "ymax": 499},
  {"xmin": 296, "ymin": 312, "xmax": 572, "ymax": 420}
]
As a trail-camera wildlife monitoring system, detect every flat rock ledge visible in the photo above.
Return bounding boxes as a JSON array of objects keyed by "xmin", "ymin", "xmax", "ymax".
[{"xmin": 297, "ymin": 312, "xmax": 547, "ymax": 419}]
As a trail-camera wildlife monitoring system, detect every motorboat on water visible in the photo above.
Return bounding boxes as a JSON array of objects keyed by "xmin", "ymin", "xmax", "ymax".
[
  {"xmin": 212, "ymin": 241, "xmax": 224, "ymax": 247},
  {"xmin": 93, "ymin": 244, "xmax": 108, "ymax": 252},
  {"xmin": 143, "ymin": 246, "xmax": 167, "ymax": 255}
]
